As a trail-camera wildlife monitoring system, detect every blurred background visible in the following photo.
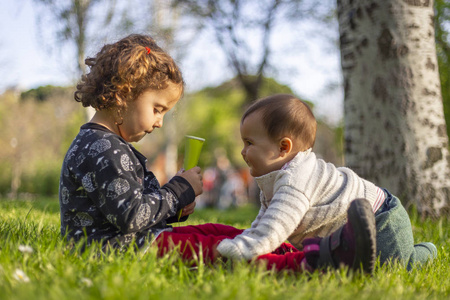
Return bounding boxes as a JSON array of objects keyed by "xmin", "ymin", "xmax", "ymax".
[{"xmin": 0, "ymin": 0, "xmax": 448, "ymax": 209}]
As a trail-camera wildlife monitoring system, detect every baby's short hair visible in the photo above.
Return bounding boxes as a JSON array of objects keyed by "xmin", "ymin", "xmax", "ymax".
[{"xmin": 242, "ymin": 94, "xmax": 317, "ymax": 151}]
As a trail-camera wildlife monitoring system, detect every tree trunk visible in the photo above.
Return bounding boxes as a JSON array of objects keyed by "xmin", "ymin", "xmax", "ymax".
[{"xmin": 337, "ymin": 0, "xmax": 450, "ymax": 217}]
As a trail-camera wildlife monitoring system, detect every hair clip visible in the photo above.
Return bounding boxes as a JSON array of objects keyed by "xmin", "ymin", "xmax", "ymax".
[{"xmin": 145, "ymin": 47, "xmax": 151, "ymax": 54}]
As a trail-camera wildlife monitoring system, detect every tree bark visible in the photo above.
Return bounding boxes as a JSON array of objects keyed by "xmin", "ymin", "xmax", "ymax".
[{"xmin": 337, "ymin": 0, "xmax": 450, "ymax": 217}]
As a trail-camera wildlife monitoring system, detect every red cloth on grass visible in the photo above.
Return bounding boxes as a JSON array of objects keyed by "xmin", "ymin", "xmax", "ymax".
[{"xmin": 155, "ymin": 223, "xmax": 305, "ymax": 272}]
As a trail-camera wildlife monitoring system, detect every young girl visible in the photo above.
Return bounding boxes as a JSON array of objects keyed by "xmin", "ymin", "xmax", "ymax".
[
  {"xmin": 60, "ymin": 34, "xmax": 202, "ymax": 249},
  {"xmin": 59, "ymin": 34, "xmax": 377, "ymax": 273}
]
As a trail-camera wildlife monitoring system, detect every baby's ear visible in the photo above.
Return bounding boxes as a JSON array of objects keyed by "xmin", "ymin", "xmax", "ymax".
[{"xmin": 279, "ymin": 137, "xmax": 293, "ymax": 157}]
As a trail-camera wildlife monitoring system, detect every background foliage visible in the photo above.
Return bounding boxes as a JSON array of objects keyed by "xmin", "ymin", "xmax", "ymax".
[
  {"xmin": 0, "ymin": 87, "xmax": 84, "ymax": 197},
  {"xmin": 435, "ymin": 0, "xmax": 450, "ymax": 138},
  {"xmin": 0, "ymin": 0, "xmax": 447, "ymax": 199},
  {"xmin": 0, "ymin": 76, "xmax": 343, "ymax": 197}
]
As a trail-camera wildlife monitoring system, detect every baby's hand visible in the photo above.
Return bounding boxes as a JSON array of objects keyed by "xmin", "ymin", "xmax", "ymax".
[{"xmin": 177, "ymin": 167, "xmax": 203, "ymax": 196}]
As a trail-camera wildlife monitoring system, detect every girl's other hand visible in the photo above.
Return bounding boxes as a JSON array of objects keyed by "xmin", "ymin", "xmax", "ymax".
[
  {"xmin": 177, "ymin": 166, "xmax": 203, "ymax": 196},
  {"xmin": 181, "ymin": 201, "xmax": 196, "ymax": 217}
]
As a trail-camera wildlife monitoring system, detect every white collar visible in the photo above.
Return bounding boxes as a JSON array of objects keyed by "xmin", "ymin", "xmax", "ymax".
[{"xmin": 255, "ymin": 148, "xmax": 313, "ymax": 200}]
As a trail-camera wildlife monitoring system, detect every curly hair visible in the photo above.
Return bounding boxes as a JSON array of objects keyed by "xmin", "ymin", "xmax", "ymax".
[{"xmin": 74, "ymin": 34, "xmax": 184, "ymax": 111}]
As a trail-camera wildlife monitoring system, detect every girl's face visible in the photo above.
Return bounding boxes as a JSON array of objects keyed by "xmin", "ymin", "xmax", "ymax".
[
  {"xmin": 240, "ymin": 111, "xmax": 289, "ymax": 177},
  {"xmin": 119, "ymin": 82, "xmax": 182, "ymax": 142}
]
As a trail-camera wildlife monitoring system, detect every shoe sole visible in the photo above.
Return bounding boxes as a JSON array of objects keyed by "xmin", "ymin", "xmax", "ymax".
[{"xmin": 347, "ymin": 199, "xmax": 377, "ymax": 273}]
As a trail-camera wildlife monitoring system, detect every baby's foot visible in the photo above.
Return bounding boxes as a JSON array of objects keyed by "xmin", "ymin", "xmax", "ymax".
[{"xmin": 302, "ymin": 199, "xmax": 377, "ymax": 273}]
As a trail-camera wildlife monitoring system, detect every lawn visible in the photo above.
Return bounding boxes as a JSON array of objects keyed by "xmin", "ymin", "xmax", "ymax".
[{"xmin": 0, "ymin": 197, "xmax": 449, "ymax": 300}]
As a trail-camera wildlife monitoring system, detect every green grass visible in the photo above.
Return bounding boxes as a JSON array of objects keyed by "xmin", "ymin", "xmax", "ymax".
[{"xmin": 0, "ymin": 198, "xmax": 449, "ymax": 300}]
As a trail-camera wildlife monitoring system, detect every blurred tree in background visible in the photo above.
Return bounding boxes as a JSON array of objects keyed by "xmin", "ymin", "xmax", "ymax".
[
  {"xmin": 33, "ymin": 0, "xmax": 117, "ymax": 76},
  {"xmin": 33, "ymin": 0, "xmax": 129, "ymax": 121},
  {"xmin": 173, "ymin": 0, "xmax": 335, "ymax": 103}
]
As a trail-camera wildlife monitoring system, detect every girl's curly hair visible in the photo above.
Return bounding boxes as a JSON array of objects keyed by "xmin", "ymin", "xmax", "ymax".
[{"xmin": 75, "ymin": 34, "xmax": 184, "ymax": 111}]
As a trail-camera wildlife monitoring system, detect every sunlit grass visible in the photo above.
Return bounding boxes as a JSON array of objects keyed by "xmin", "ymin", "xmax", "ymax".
[{"xmin": 0, "ymin": 197, "xmax": 449, "ymax": 300}]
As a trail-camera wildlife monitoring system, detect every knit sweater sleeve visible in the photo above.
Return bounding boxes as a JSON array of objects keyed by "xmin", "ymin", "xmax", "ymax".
[
  {"xmin": 249, "ymin": 205, "xmax": 266, "ymax": 229},
  {"xmin": 216, "ymin": 184, "xmax": 309, "ymax": 260}
]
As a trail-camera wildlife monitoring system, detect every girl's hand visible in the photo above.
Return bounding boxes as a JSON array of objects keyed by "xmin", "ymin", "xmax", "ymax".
[
  {"xmin": 177, "ymin": 166, "xmax": 203, "ymax": 196},
  {"xmin": 181, "ymin": 201, "xmax": 196, "ymax": 217}
]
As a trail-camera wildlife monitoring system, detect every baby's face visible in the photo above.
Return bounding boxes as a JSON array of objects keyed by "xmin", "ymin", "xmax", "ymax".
[{"xmin": 240, "ymin": 111, "xmax": 289, "ymax": 177}]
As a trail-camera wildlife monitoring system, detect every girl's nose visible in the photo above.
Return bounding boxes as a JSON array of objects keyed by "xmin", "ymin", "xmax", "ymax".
[
  {"xmin": 241, "ymin": 147, "xmax": 246, "ymax": 157},
  {"xmin": 154, "ymin": 117, "xmax": 163, "ymax": 128}
]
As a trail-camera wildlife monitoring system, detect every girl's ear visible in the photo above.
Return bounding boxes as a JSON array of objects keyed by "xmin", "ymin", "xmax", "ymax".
[{"xmin": 279, "ymin": 137, "xmax": 293, "ymax": 157}]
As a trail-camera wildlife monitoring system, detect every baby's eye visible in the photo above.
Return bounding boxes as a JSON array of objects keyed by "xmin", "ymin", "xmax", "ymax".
[{"xmin": 154, "ymin": 108, "xmax": 162, "ymax": 114}]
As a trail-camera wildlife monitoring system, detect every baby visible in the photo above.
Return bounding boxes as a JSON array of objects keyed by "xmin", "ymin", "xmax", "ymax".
[{"xmin": 217, "ymin": 94, "xmax": 436, "ymax": 269}]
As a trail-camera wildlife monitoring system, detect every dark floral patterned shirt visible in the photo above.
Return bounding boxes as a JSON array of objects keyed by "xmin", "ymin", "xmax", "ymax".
[{"xmin": 59, "ymin": 123, "xmax": 194, "ymax": 248}]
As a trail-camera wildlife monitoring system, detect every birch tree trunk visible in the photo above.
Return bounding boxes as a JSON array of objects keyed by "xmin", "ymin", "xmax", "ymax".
[{"xmin": 337, "ymin": 0, "xmax": 450, "ymax": 217}]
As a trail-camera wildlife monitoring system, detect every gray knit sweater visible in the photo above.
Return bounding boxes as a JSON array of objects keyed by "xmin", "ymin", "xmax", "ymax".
[{"xmin": 217, "ymin": 149, "xmax": 385, "ymax": 260}]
